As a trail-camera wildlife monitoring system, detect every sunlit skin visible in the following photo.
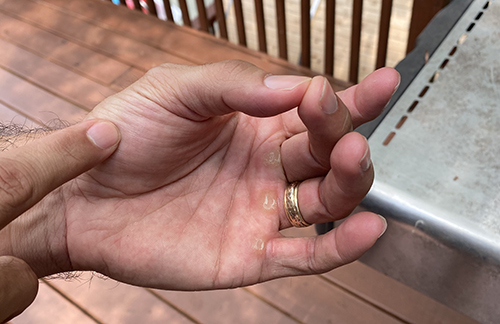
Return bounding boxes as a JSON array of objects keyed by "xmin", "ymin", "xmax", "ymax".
[{"xmin": 1, "ymin": 61, "xmax": 399, "ymax": 309}]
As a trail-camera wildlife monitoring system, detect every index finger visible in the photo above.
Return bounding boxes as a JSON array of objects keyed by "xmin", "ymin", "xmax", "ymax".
[
  {"xmin": 337, "ymin": 67, "xmax": 400, "ymax": 128},
  {"xmin": 0, "ymin": 119, "xmax": 120, "ymax": 229}
]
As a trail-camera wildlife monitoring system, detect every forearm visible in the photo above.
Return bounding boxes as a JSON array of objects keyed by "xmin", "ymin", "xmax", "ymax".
[{"xmin": 0, "ymin": 121, "xmax": 60, "ymax": 151}]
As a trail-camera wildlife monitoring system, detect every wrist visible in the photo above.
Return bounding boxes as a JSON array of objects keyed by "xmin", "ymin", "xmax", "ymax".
[{"xmin": 0, "ymin": 185, "xmax": 72, "ymax": 278}]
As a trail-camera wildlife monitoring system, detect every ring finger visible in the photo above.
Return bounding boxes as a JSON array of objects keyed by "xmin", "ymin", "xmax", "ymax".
[{"xmin": 279, "ymin": 132, "xmax": 373, "ymax": 229}]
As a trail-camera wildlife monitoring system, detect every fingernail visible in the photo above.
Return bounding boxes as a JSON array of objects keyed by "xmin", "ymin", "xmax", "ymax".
[
  {"xmin": 87, "ymin": 121, "xmax": 120, "ymax": 149},
  {"xmin": 378, "ymin": 215, "xmax": 388, "ymax": 238},
  {"xmin": 393, "ymin": 74, "xmax": 401, "ymax": 96},
  {"xmin": 360, "ymin": 144, "xmax": 371, "ymax": 172},
  {"xmin": 385, "ymin": 74, "xmax": 402, "ymax": 109},
  {"xmin": 264, "ymin": 75, "xmax": 311, "ymax": 90},
  {"xmin": 319, "ymin": 79, "xmax": 338, "ymax": 114}
]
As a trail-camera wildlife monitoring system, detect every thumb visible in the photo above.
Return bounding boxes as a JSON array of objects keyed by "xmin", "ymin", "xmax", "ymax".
[
  {"xmin": 0, "ymin": 119, "xmax": 120, "ymax": 229},
  {"xmin": 0, "ymin": 256, "xmax": 38, "ymax": 323},
  {"xmin": 141, "ymin": 60, "xmax": 312, "ymax": 119}
]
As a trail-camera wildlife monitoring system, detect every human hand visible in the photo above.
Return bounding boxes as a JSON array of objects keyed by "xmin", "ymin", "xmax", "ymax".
[
  {"xmin": 0, "ymin": 120, "xmax": 120, "ymax": 322},
  {"xmin": 11, "ymin": 60, "xmax": 399, "ymax": 291}
]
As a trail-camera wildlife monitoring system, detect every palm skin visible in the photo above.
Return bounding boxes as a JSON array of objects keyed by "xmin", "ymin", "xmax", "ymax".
[{"xmin": 60, "ymin": 61, "xmax": 398, "ymax": 290}]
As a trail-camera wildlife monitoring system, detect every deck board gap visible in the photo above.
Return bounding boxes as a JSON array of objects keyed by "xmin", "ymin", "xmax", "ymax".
[
  {"xmin": 0, "ymin": 98, "xmax": 43, "ymax": 126},
  {"xmin": 241, "ymin": 287, "xmax": 305, "ymax": 324},
  {"xmin": 0, "ymin": 22, "xmax": 131, "ymax": 88},
  {"xmin": 0, "ymin": 65, "xmax": 91, "ymax": 113},
  {"xmin": 146, "ymin": 289, "xmax": 202, "ymax": 324},
  {"xmin": 41, "ymin": 279, "xmax": 105, "ymax": 324},
  {"xmin": 0, "ymin": 6, "xmax": 153, "ymax": 72},
  {"xmin": 31, "ymin": 0, "xmax": 246, "ymax": 62},
  {"xmin": 318, "ymin": 274, "xmax": 412, "ymax": 324},
  {"xmin": 4, "ymin": 0, "xmax": 197, "ymax": 66}
]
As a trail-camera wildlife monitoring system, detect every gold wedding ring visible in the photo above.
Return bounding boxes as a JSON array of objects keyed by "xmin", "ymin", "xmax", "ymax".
[{"xmin": 284, "ymin": 181, "xmax": 311, "ymax": 227}]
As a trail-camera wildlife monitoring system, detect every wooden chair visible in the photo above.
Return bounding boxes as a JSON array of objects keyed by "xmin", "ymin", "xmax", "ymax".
[{"xmin": 108, "ymin": 0, "xmax": 450, "ymax": 83}]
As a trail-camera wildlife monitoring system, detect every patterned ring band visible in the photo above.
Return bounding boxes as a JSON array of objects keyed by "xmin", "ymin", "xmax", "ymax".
[{"xmin": 284, "ymin": 181, "xmax": 311, "ymax": 228}]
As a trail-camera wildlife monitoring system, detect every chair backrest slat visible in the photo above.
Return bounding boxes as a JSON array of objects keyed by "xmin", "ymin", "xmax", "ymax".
[
  {"xmin": 178, "ymin": 0, "xmax": 192, "ymax": 27},
  {"xmin": 214, "ymin": 0, "xmax": 228, "ymax": 39},
  {"xmin": 162, "ymin": 0, "xmax": 174, "ymax": 21},
  {"xmin": 324, "ymin": 0, "xmax": 335, "ymax": 76},
  {"xmin": 376, "ymin": 0, "xmax": 393, "ymax": 69},
  {"xmin": 276, "ymin": 0, "xmax": 288, "ymax": 60},
  {"xmin": 146, "ymin": 0, "xmax": 157, "ymax": 15},
  {"xmin": 133, "ymin": 0, "xmax": 141, "ymax": 11},
  {"xmin": 349, "ymin": 0, "xmax": 363, "ymax": 83},
  {"xmin": 407, "ymin": 0, "xmax": 450, "ymax": 53},
  {"xmin": 195, "ymin": 0, "xmax": 210, "ymax": 31},
  {"xmin": 300, "ymin": 0, "xmax": 311, "ymax": 68},
  {"xmin": 119, "ymin": 0, "xmax": 450, "ymax": 83},
  {"xmin": 233, "ymin": 0, "xmax": 247, "ymax": 46},
  {"xmin": 254, "ymin": 0, "xmax": 267, "ymax": 52}
]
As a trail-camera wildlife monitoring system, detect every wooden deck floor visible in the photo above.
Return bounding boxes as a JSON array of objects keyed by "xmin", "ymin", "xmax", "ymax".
[{"xmin": 0, "ymin": 0, "xmax": 479, "ymax": 323}]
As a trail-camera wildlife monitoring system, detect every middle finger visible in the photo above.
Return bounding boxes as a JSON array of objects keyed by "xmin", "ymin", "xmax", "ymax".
[{"xmin": 281, "ymin": 76, "xmax": 353, "ymax": 181}]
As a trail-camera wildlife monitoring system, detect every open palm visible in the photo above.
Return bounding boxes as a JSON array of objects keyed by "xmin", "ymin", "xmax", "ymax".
[{"xmin": 62, "ymin": 61, "xmax": 398, "ymax": 290}]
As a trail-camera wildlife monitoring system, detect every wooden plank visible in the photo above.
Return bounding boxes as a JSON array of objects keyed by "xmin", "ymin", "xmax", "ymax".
[
  {"xmin": 0, "ymin": 68, "xmax": 86, "ymax": 123},
  {"xmin": 49, "ymin": 42, "xmax": 131, "ymax": 86},
  {"xmin": 36, "ymin": 0, "xmax": 350, "ymax": 86},
  {"xmin": 0, "ymin": 102, "xmax": 41, "ymax": 127},
  {"xmin": 109, "ymin": 67, "xmax": 145, "ymax": 91},
  {"xmin": 154, "ymin": 288, "xmax": 299, "ymax": 324},
  {"xmin": 0, "ymin": 0, "xmax": 192, "ymax": 70},
  {"xmin": 247, "ymin": 276, "xmax": 404, "ymax": 324},
  {"xmin": 49, "ymin": 273, "xmax": 195, "ymax": 324},
  {"xmin": 282, "ymin": 226, "xmax": 479, "ymax": 324},
  {"xmin": 0, "ymin": 12, "xmax": 130, "ymax": 86},
  {"xmin": 10, "ymin": 281, "xmax": 98, "ymax": 324},
  {"xmin": 0, "ymin": 38, "xmax": 115, "ymax": 110},
  {"xmin": 21, "ymin": 0, "xmax": 321, "ymax": 78},
  {"xmin": 37, "ymin": 0, "xmax": 179, "ymax": 45},
  {"xmin": 324, "ymin": 262, "xmax": 480, "ymax": 324}
]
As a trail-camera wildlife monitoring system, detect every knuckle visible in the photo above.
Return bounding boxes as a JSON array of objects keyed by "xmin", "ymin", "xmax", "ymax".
[
  {"xmin": 0, "ymin": 159, "xmax": 34, "ymax": 216},
  {"xmin": 207, "ymin": 60, "xmax": 260, "ymax": 81},
  {"xmin": 305, "ymin": 238, "xmax": 324, "ymax": 274}
]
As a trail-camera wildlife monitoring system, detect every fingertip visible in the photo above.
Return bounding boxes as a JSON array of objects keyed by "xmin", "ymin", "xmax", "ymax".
[
  {"xmin": 330, "ymin": 132, "xmax": 371, "ymax": 176},
  {"xmin": 340, "ymin": 67, "xmax": 400, "ymax": 126},
  {"xmin": 335, "ymin": 212, "xmax": 387, "ymax": 262},
  {"xmin": 357, "ymin": 67, "xmax": 400, "ymax": 110},
  {"xmin": 378, "ymin": 214, "xmax": 388, "ymax": 238}
]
